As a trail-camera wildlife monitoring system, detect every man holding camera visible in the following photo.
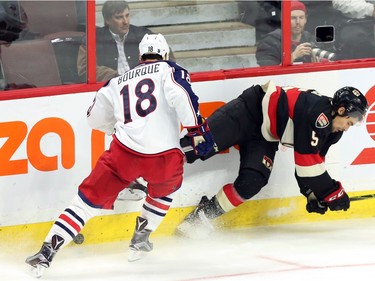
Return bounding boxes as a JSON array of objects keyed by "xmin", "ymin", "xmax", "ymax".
[{"xmin": 256, "ymin": 0, "xmax": 333, "ymax": 65}]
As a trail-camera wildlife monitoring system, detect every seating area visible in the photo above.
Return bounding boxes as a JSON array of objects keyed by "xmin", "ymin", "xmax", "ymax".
[
  {"xmin": 2, "ymin": 0, "xmax": 374, "ymax": 88},
  {"xmin": 2, "ymin": 0, "xmax": 258, "ymax": 88},
  {"xmin": 118, "ymin": 0, "xmax": 259, "ymax": 72},
  {"xmin": 1, "ymin": 1, "xmax": 84, "ymax": 88},
  {"xmin": 20, "ymin": 1, "xmax": 80, "ymax": 37},
  {"xmin": 43, "ymin": 31, "xmax": 85, "ymax": 84}
]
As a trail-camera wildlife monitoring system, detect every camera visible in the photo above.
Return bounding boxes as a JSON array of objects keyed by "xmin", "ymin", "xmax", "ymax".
[{"xmin": 312, "ymin": 48, "xmax": 336, "ymax": 61}]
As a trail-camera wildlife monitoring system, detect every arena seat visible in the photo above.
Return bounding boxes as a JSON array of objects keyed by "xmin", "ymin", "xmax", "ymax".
[
  {"xmin": 1, "ymin": 39, "xmax": 62, "ymax": 87},
  {"xmin": 20, "ymin": 1, "xmax": 79, "ymax": 37},
  {"xmin": 44, "ymin": 31, "xmax": 85, "ymax": 84}
]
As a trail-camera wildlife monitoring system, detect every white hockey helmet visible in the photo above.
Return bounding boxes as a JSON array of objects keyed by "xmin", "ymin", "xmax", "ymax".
[{"xmin": 139, "ymin": 33, "xmax": 169, "ymax": 60}]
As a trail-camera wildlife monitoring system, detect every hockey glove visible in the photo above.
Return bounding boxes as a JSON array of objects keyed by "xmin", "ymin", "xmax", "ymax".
[
  {"xmin": 306, "ymin": 191, "xmax": 327, "ymax": 215},
  {"xmin": 186, "ymin": 121, "xmax": 216, "ymax": 156},
  {"xmin": 323, "ymin": 181, "xmax": 350, "ymax": 211}
]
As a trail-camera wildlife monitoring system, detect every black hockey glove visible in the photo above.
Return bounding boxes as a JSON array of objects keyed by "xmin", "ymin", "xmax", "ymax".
[
  {"xmin": 323, "ymin": 181, "xmax": 350, "ymax": 211},
  {"xmin": 306, "ymin": 192, "xmax": 327, "ymax": 215},
  {"xmin": 186, "ymin": 120, "xmax": 217, "ymax": 156}
]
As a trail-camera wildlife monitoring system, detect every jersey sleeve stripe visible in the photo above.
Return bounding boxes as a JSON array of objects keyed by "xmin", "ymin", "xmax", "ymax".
[
  {"xmin": 295, "ymin": 163, "xmax": 326, "ymax": 177},
  {"xmin": 294, "ymin": 151, "xmax": 324, "ymax": 166}
]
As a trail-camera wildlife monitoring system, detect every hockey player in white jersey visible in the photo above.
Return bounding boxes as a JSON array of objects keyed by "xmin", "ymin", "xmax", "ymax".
[{"xmin": 25, "ymin": 33, "xmax": 216, "ymax": 277}]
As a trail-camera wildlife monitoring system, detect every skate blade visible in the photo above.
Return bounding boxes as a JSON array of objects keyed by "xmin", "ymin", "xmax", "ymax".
[
  {"xmin": 128, "ymin": 249, "xmax": 147, "ymax": 262},
  {"xmin": 117, "ymin": 189, "xmax": 146, "ymax": 201},
  {"xmin": 29, "ymin": 264, "xmax": 46, "ymax": 278},
  {"xmin": 175, "ymin": 220, "xmax": 213, "ymax": 239}
]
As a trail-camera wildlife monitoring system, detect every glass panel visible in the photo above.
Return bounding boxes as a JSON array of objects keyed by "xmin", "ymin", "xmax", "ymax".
[
  {"xmin": 302, "ymin": 1, "xmax": 375, "ymax": 62},
  {"xmin": 249, "ymin": 0, "xmax": 375, "ymax": 66},
  {"xmin": 88, "ymin": 0, "xmax": 375, "ymax": 81},
  {"xmin": 0, "ymin": 0, "xmax": 86, "ymax": 90},
  {"xmin": 303, "ymin": 1, "xmax": 341, "ymax": 62},
  {"xmin": 92, "ymin": 0, "xmax": 140, "ymax": 82},
  {"xmin": 327, "ymin": 0, "xmax": 374, "ymax": 60},
  {"xmin": 255, "ymin": 1, "xmax": 335, "ymax": 66},
  {"xmin": 255, "ymin": 0, "xmax": 375, "ymax": 66},
  {"xmin": 252, "ymin": 1, "xmax": 282, "ymax": 66},
  {"xmin": 92, "ymin": 0, "xmax": 263, "ymax": 78}
]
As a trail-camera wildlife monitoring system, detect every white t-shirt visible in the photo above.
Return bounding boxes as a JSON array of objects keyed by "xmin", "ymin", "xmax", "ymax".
[{"xmin": 332, "ymin": 0, "xmax": 375, "ymax": 18}]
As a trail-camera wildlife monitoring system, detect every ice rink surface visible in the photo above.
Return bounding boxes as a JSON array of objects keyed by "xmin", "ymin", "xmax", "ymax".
[{"xmin": 2, "ymin": 217, "xmax": 375, "ymax": 281}]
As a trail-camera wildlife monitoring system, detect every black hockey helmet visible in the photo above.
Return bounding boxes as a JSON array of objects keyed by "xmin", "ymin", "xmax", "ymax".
[
  {"xmin": 332, "ymin": 86, "xmax": 368, "ymax": 121},
  {"xmin": 0, "ymin": 1, "xmax": 27, "ymax": 43}
]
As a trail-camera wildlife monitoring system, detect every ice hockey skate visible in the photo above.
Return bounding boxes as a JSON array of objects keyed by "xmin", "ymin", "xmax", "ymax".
[
  {"xmin": 117, "ymin": 179, "xmax": 148, "ymax": 201},
  {"xmin": 128, "ymin": 216, "xmax": 153, "ymax": 262},
  {"xmin": 175, "ymin": 196, "xmax": 220, "ymax": 239},
  {"xmin": 25, "ymin": 234, "xmax": 64, "ymax": 278}
]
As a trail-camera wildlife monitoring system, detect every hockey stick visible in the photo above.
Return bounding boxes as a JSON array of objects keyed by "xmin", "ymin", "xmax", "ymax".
[{"xmin": 350, "ymin": 194, "xmax": 375, "ymax": 201}]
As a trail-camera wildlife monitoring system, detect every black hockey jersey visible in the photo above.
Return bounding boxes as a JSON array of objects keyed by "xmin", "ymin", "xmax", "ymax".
[{"xmin": 261, "ymin": 81, "xmax": 342, "ymax": 199}]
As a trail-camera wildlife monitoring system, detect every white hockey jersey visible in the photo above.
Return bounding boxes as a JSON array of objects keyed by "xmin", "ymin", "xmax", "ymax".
[{"xmin": 87, "ymin": 60, "xmax": 202, "ymax": 155}]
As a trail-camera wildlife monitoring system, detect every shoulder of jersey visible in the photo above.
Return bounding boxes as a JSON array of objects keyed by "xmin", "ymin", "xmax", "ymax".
[{"xmin": 164, "ymin": 60, "xmax": 187, "ymax": 72}]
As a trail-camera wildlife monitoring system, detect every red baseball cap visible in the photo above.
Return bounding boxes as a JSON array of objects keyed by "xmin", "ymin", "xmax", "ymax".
[{"xmin": 291, "ymin": 1, "xmax": 307, "ymax": 13}]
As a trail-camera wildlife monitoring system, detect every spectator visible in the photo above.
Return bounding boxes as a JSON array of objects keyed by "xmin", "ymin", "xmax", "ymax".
[
  {"xmin": 240, "ymin": 1, "xmax": 281, "ymax": 43},
  {"xmin": 256, "ymin": 0, "xmax": 317, "ymax": 66},
  {"xmin": 332, "ymin": 0, "xmax": 375, "ymax": 60},
  {"xmin": 25, "ymin": 33, "xmax": 214, "ymax": 277},
  {"xmin": 77, "ymin": 0, "xmax": 174, "ymax": 82},
  {"xmin": 0, "ymin": 0, "xmax": 36, "ymax": 90},
  {"xmin": 0, "ymin": 1, "xmax": 27, "ymax": 44}
]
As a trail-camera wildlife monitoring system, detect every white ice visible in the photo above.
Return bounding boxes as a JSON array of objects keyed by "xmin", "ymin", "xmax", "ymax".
[{"xmin": 2, "ymin": 217, "xmax": 375, "ymax": 281}]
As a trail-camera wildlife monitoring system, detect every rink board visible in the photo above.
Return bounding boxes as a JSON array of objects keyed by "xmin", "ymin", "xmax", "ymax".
[
  {"xmin": 1, "ymin": 69, "xmax": 375, "ymax": 244},
  {"xmin": 2, "ymin": 190, "xmax": 375, "ymax": 245}
]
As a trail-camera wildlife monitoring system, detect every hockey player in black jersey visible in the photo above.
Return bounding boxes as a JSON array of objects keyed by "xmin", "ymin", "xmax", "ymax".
[{"xmin": 177, "ymin": 81, "xmax": 368, "ymax": 237}]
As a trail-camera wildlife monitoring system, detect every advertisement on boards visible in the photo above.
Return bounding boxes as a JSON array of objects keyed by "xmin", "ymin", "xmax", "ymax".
[{"xmin": 1, "ymin": 69, "xmax": 375, "ymax": 227}]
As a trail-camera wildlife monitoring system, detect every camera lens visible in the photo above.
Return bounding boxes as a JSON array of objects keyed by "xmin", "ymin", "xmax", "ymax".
[{"xmin": 312, "ymin": 48, "xmax": 335, "ymax": 61}]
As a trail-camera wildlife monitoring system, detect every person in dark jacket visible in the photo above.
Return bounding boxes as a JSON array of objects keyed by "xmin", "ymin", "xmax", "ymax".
[
  {"xmin": 256, "ymin": 0, "xmax": 316, "ymax": 66},
  {"xmin": 0, "ymin": 1, "xmax": 37, "ymax": 90},
  {"xmin": 77, "ymin": 0, "xmax": 174, "ymax": 82}
]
